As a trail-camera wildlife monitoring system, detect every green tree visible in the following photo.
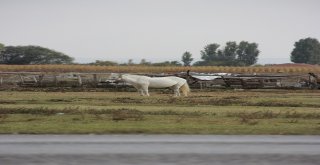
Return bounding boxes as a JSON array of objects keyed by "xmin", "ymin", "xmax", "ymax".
[
  {"xmin": 195, "ymin": 41, "xmax": 259, "ymax": 66},
  {"xmin": 222, "ymin": 42, "xmax": 237, "ymax": 59},
  {"xmin": 152, "ymin": 61, "xmax": 182, "ymax": 66},
  {"xmin": 0, "ymin": 45, "xmax": 74, "ymax": 64},
  {"xmin": 236, "ymin": 41, "xmax": 260, "ymax": 66},
  {"xmin": 139, "ymin": 59, "xmax": 151, "ymax": 65},
  {"xmin": 194, "ymin": 43, "xmax": 221, "ymax": 66},
  {"xmin": 169, "ymin": 61, "xmax": 182, "ymax": 66},
  {"xmin": 181, "ymin": 51, "xmax": 193, "ymax": 66},
  {"xmin": 127, "ymin": 59, "xmax": 134, "ymax": 65},
  {"xmin": 218, "ymin": 41, "xmax": 238, "ymax": 65},
  {"xmin": 291, "ymin": 38, "xmax": 320, "ymax": 64},
  {"xmin": 200, "ymin": 43, "xmax": 220, "ymax": 62},
  {"xmin": 90, "ymin": 60, "xmax": 118, "ymax": 66}
]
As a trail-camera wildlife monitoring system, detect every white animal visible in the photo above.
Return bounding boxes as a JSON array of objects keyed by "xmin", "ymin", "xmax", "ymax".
[{"xmin": 120, "ymin": 74, "xmax": 190, "ymax": 96}]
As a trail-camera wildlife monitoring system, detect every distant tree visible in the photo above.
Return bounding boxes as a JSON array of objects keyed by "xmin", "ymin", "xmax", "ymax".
[
  {"xmin": 89, "ymin": 60, "xmax": 118, "ymax": 66},
  {"xmin": 152, "ymin": 61, "xmax": 182, "ymax": 66},
  {"xmin": 170, "ymin": 61, "xmax": 182, "ymax": 66},
  {"xmin": 218, "ymin": 41, "xmax": 238, "ymax": 65},
  {"xmin": 181, "ymin": 51, "xmax": 193, "ymax": 66},
  {"xmin": 139, "ymin": 59, "xmax": 151, "ymax": 65},
  {"xmin": 127, "ymin": 59, "xmax": 134, "ymax": 65},
  {"xmin": 200, "ymin": 43, "xmax": 220, "ymax": 62},
  {"xmin": 236, "ymin": 41, "xmax": 260, "ymax": 66},
  {"xmin": 291, "ymin": 38, "xmax": 320, "ymax": 64},
  {"xmin": 0, "ymin": 45, "xmax": 74, "ymax": 64},
  {"xmin": 222, "ymin": 42, "xmax": 237, "ymax": 59},
  {"xmin": 195, "ymin": 41, "xmax": 260, "ymax": 66}
]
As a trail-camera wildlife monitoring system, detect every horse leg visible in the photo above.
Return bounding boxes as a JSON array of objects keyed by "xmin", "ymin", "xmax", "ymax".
[
  {"xmin": 133, "ymin": 85, "xmax": 145, "ymax": 96},
  {"xmin": 172, "ymin": 85, "xmax": 180, "ymax": 97},
  {"xmin": 141, "ymin": 85, "xmax": 150, "ymax": 96},
  {"xmin": 139, "ymin": 89, "xmax": 145, "ymax": 96}
]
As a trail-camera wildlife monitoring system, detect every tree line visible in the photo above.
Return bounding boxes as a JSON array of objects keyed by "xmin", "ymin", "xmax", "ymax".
[
  {"xmin": 0, "ymin": 37, "xmax": 320, "ymax": 66},
  {"xmin": 0, "ymin": 44, "xmax": 73, "ymax": 65}
]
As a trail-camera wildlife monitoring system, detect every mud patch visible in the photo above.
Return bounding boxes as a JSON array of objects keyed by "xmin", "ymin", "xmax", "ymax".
[
  {"xmin": 249, "ymin": 101, "xmax": 309, "ymax": 107},
  {"xmin": 112, "ymin": 97, "xmax": 143, "ymax": 104},
  {"xmin": 112, "ymin": 108, "xmax": 144, "ymax": 121},
  {"xmin": 0, "ymin": 100, "xmax": 16, "ymax": 104},
  {"xmin": 209, "ymin": 98, "xmax": 246, "ymax": 106},
  {"xmin": 48, "ymin": 99, "xmax": 73, "ymax": 102}
]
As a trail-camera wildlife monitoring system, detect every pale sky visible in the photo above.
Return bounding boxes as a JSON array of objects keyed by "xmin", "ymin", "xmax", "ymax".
[{"xmin": 1, "ymin": 0, "xmax": 320, "ymax": 64}]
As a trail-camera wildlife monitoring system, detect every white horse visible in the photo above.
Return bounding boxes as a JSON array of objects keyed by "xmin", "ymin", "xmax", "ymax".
[{"xmin": 120, "ymin": 74, "xmax": 190, "ymax": 96}]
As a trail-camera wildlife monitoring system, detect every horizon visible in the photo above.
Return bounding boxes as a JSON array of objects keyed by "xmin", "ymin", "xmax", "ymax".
[{"xmin": 1, "ymin": 0, "xmax": 319, "ymax": 65}]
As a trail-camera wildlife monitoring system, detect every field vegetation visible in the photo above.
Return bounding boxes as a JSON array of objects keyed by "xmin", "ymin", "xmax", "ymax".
[
  {"xmin": 1, "ymin": 64, "xmax": 320, "ymax": 74},
  {"xmin": 0, "ymin": 90, "xmax": 320, "ymax": 134}
]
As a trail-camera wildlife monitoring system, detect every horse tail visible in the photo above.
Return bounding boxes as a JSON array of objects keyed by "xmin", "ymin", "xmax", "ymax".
[{"xmin": 180, "ymin": 82, "xmax": 190, "ymax": 96}]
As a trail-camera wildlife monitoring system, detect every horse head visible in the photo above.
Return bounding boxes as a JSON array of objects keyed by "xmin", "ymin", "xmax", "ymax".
[{"xmin": 118, "ymin": 74, "xmax": 133, "ymax": 82}]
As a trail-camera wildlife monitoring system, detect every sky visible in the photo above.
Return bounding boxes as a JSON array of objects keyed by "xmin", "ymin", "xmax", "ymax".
[{"xmin": 1, "ymin": 0, "xmax": 320, "ymax": 64}]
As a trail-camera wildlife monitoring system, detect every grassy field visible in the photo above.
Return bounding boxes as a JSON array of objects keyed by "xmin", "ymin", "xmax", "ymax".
[{"xmin": 0, "ymin": 89, "xmax": 320, "ymax": 134}]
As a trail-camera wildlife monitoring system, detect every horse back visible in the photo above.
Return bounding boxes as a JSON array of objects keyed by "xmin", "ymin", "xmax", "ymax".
[
  {"xmin": 149, "ymin": 76, "xmax": 186, "ymax": 88},
  {"xmin": 147, "ymin": 77, "xmax": 178, "ymax": 88}
]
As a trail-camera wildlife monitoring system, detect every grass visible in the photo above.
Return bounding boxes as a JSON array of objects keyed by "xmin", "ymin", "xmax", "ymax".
[{"xmin": 0, "ymin": 90, "xmax": 320, "ymax": 134}]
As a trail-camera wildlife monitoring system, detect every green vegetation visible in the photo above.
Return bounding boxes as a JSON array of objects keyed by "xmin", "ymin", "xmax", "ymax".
[
  {"xmin": 181, "ymin": 51, "xmax": 194, "ymax": 66},
  {"xmin": 0, "ymin": 45, "xmax": 74, "ymax": 64},
  {"xmin": 291, "ymin": 37, "xmax": 320, "ymax": 64},
  {"xmin": 194, "ymin": 41, "xmax": 260, "ymax": 66},
  {"xmin": 2, "ymin": 37, "xmax": 320, "ymax": 66},
  {"xmin": 0, "ymin": 90, "xmax": 320, "ymax": 134}
]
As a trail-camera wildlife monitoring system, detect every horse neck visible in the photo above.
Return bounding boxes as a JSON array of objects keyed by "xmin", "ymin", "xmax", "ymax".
[
  {"xmin": 123, "ymin": 75, "xmax": 147, "ymax": 83},
  {"xmin": 122, "ymin": 76, "xmax": 135, "ymax": 83}
]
